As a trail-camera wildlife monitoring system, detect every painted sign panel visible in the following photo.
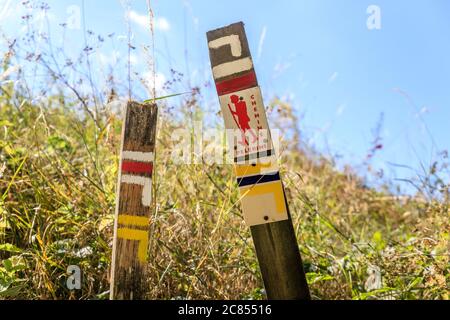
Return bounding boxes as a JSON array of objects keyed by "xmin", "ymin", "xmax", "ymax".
[
  {"xmin": 110, "ymin": 101, "xmax": 158, "ymax": 300},
  {"xmin": 208, "ymin": 22, "xmax": 289, "ymax": 226},
  {"xmin": 219, "ymin": 86, "xmax": 274, "ymax": 161},
  {"xmin": 235, "ymin": 155, "xmax": 288, "ymax": 225},
  {"xmin": 207, "ymin": 22, "xmax": 311, "ymax": 300}
]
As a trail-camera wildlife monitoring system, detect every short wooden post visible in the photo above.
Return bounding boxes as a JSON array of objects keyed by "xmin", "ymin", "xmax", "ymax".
[
  {"xmin": 207, "ymin": 22, "xmax": 310, "ymax": 300},
  {"xmin": 110, "ymin": 101, "xmax": 158, "ymax": 300}
]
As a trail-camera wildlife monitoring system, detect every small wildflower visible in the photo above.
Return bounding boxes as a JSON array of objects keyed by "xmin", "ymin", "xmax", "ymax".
[
  {"xmin": 0, "ymin": 162, "xmax": 6, "ymax": 178},
  {"xmin": 365, "ymin": 265, "xmax": 382, "ymax": 291},
  {"xmin": 74, "ymin": 246, "xmax": 93, "ymax": 258}
]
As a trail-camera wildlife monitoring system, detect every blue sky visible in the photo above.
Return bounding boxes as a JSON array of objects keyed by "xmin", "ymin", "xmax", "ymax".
[{"xmin": 1, "ymin": 0, "xmax": 450, "ymax": 194}]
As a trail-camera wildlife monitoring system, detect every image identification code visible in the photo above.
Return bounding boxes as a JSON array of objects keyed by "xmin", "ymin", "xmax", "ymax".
[{"xmin": 177, "ymin": 303, "xmax": 272, "ymax": 317}]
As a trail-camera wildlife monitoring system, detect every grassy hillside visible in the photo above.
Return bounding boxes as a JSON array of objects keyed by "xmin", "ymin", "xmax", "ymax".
[{"xmin": 0, "ymin": 83, "xmax": 448, "ymax": 299}]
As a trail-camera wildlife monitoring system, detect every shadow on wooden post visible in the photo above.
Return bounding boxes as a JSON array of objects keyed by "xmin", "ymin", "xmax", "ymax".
[{"xmin": 110, "ymin": 101, "xmax": 158, "ymax": 300}]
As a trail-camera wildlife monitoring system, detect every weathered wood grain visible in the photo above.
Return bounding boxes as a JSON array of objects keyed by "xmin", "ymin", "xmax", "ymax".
[{"xmin": 110, "ymin": 101, "xmax": 158, "ymax": 300}]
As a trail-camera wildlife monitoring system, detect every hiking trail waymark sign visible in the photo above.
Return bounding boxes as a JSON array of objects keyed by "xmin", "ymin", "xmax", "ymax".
[
  {"xmin": 207, "ymin": 22, "xmax": 311, "ymax": 300},
  {"xmin": 207, "ymin": 22, "xmax": 285, "ymax": 226},
  {"xmin": 110, "ymin": 101, "xmax": 158, "ymax": 300}
]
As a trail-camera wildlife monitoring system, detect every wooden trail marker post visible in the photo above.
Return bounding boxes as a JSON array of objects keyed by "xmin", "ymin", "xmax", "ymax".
[
  {"xmin": 110, "ymin": 101, "xmax": 158, "ymax": 300},
  {"xmin": 207, "ymin": 22, "xmax": 311, "ymax": 300}
]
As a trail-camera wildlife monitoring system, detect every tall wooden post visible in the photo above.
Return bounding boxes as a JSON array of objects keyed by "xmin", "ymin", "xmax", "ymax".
[
  {"xmin": 110, "ymin": 101, "xmax": 158, "ymax": 300},
  {"xmin": 207, "ymin": 22, "xmax": 310, "ymax": 300}
]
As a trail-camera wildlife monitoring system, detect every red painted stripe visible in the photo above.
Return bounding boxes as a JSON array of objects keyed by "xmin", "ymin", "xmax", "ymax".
[
  {"xmin": 122, "ymin": 161, "xmax": 153, "ymax": 175},
  {"xmin": 215, "ymin": 71, "xmax": 257, "ymax": 96}
]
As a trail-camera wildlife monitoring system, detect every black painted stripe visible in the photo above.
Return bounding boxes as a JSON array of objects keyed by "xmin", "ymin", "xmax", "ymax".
[
  {"xmin": 234, "ymin": 149, "xmax": 274, "ymax": 163},
  {"xmin": 237, "ymin": 172, "xmax": 280, "ymax": 187}
]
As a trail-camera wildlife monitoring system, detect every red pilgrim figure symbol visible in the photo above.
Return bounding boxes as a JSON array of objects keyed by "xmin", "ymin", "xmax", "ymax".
[{"xmin": 228, "ymin": 95, "xmax": 258, "ymax": 146}]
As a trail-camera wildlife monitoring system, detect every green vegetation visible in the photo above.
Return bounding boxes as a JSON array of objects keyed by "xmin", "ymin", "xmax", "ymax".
[
  {"xmin": 0, "ymin": 1, "xmax": 448, "ymax": 299},
  {"xmin": 0, "ymin": 84, "xmax": 448, "ymax": 299}
]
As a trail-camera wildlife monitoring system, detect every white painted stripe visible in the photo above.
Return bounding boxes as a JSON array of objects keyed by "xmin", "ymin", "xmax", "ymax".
[
  {"xmin": 208, "ymin": 35, "xmax": 242, "ymax": 57},
  {"xmin": 121, "ymin": 174, "xmax": 148, "ymax": 186},
  {"xmin": 121, "ymin": 174, "xmax": 152, "ymax": 207},
  {"xmin": 122, "ymin": 151, "xmax": 154, "ymax": 162},
  {"xmin": 212, "ymin": 57, "xmax": 253, "ymax": 80}
]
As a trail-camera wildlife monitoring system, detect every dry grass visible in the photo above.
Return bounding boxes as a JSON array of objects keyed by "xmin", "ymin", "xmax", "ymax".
[
  {"xmin": 0, "ymin": 91, "xmax": 448, "ymax": 300},
  {"xmin": 0, "ymin": 1, "xmax": 448, "ymax": 300}
]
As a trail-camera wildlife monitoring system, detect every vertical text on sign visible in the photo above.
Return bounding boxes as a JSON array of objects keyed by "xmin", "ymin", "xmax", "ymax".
[
  {"xmin": 207, "ymin": 23, "xmax": 289, "ymax": 226},
  {"xmin": 219, "ymin": 86, "xmax": 274, "ymax": 161}
]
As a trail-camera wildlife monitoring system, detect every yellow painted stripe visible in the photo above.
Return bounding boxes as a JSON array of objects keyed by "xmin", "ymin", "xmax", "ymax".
[
  {"xmin": 240, "ymin": 181, "xmax": 286, "ymax": 214},
  {"xmin": 118, "ymin": 215, "xmax": 149, "ymax": 227},
  {"xmin": 235, "ymin": 159, "xmax": 278, "ymax": 177},
  {"xmin": 117, "ymin": 228, "xmax": 149, "ymax": 263}
]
